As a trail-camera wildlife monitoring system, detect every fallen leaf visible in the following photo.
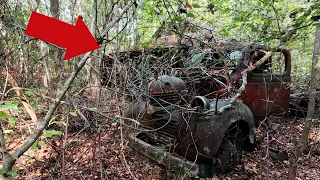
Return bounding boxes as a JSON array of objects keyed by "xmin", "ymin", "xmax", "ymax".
[
  {"xmin": 22, "ymin": 101, "xmax": 38, "ymax": 122},
  {"xmin": 186, "ymin": 2, "xmax": 192, "ymax": 10}
]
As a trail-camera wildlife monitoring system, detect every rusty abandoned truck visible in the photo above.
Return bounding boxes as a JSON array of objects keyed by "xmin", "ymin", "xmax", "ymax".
[{"xmin": 101, "ymin": 35, "xmax": 292, "ymax": 177}]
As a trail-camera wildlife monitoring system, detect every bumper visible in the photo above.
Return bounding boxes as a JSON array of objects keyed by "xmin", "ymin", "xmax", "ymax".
[{"xmin": 128, "ymin": 132, "xmax": 200, "ymax": 176}]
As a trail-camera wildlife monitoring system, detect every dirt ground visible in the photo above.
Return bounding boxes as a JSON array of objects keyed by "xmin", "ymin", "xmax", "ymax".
[{"xmin": 5, "ymin": 114, "xmax": 320, "ymax": 180}]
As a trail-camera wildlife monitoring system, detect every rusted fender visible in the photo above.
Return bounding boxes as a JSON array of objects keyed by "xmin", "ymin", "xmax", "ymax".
[{"xmin": 176, "ymin": 100, "xmax": 255, "ymax": 162}]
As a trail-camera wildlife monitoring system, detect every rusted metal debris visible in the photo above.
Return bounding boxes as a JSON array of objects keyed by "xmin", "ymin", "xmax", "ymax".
[{"xmin": 269, "ymin": 148, "xmax": 289, "ymax": 161}]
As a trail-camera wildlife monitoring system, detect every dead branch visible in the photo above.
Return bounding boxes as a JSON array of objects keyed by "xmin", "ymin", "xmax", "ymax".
[{"xmin": 99, "ymin": 1, "xmax": 135, "ymax": 40}]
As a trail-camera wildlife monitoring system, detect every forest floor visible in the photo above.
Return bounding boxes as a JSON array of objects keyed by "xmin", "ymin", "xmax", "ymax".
[{"xmin": 6, "ymin": 113, "xmax": 320, "ymax": 180}]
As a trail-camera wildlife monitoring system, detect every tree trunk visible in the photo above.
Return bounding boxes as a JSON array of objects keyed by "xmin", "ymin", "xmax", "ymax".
[
  {"xmin": 0, "ymin": 126, "xmax": 15, "ymax": 180},
  {"xmin": 85, "ymin": 0, "xmax": 102, "ymax": 96},
  {"xmin": 40, "ymin": 42, "xmax": 51, "ymax": 88},
  {"xmin": 50, "ymin": 0, "xmax": 63, "ymax": 89},
  {"xmin": 288, "ymin": 25, "xmax": 320, "ymax": 180}
]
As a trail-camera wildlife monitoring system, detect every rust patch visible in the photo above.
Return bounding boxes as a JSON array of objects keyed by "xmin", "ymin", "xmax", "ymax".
[{"xmin": 243, "ymin": 82, "xmax": 290, "ymax": 117}]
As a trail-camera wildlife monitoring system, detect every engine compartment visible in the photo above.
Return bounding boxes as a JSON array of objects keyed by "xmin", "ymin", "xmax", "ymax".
[{"xmin": 125, "ymin": 74, "xmax": 255, "ymax": 177}]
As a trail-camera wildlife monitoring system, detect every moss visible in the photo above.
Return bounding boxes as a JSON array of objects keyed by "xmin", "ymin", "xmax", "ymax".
[{"xmin": 150, "ymin": 148, "xmax": 165, "ymax": 159}]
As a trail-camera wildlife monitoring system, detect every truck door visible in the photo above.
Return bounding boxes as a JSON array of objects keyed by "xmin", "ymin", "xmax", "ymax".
[{"xmin": 243, "ymin": 49, "xmax": 291, "ymax": 118}]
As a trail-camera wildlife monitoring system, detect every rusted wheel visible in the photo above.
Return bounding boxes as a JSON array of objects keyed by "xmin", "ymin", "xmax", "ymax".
[{"xmin": 213, "ymin": 126, "xmax": 244, "ymax": 174}]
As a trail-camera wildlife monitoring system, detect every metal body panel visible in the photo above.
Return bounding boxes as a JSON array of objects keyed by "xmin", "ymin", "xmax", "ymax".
[{"xmin": 243, "ymin": 82, "xmax": 290, "ymax": 117}]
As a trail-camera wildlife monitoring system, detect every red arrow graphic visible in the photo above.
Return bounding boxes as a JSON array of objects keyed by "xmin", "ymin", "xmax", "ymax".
[{"xmin": 25, "ymin": 12, "xmax": 99, "ymax": 60}]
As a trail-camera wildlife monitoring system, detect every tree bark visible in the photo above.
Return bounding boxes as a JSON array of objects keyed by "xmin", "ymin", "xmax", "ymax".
[
  {"xmin": 40, "ymin": 42, "xmax": 51, "ymax": 88},
  {"xmin": 288, "ymin": 25, "xmax": 320, "ymax": 180},
  {"xmin": 50, "ymin": 0, "xmax": 63, "ymax": 89},
  {"xmin": 0, "ymin": 126, "xmax": 15, "ymax": 180}
]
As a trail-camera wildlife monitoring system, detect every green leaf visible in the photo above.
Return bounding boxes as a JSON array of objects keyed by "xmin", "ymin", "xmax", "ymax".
[
  {"xmin": 24, "ymin": 90, "xmax": 35, "ymax": 96},
  {"xmin": 43, "ymin": 130, "xmax": 64, "ymax": 138},
  {"xmin": 31, "ymin": 142, "xmax": 37, "ymax": 150},
  {"xmin": 49, "ymin": 116, "xmax": 66, "ymax": 127},
  {"xmin": 48, "ymin": 116, "xmax": 57, "ymax": 126},
  {"xmin": 220, "ymin": 28, "xmax": 230, "ymax": 37},
  {"xmin": 69, "ymin": 110, "xmax": 77, "ymax": 116},
  {"xmin": 0, "ymin": 101, "xmax": 19, "ymax": 110},
  {"xmin": 157, "ymin": 42, "xmax": 165, "ymax": 49},
  {"xmin": 187, "ymin": 12, "xmax": 196, "ymax": 18},
  {"xmin": 0, "ymin": 169, "xmax": 6, "ymax": 175},
  {"xmin": 38, "ymin": 141, "xmax": 46, "ymax": 147},
  {"xmin": 0, "ymin": 111, "xmax": 15, "ymax": 127},
  {"xmin": 7, "ymin": 170, "xmax": 18, "ymax": 176},
  {"xmin": 0, "ymin": 111, "xmax": 8, "ymax": 119},
  {"xmin": 31, "ymin": 141, "xmax": 46, "ymax": 150},
  {"xmin": 141, "ymin": 41, "xmax": 152, "ymax": 48},
  {"xmin": 51, "ymin": 121, "xmax": 67, "ymax": 126},
  {"xmin": 88, "ymin": 107, "xmax": 97, "ymax": 112},
  {"xmin": 192, "ymin": 4, "xmax": 201, "ymax": 8}
]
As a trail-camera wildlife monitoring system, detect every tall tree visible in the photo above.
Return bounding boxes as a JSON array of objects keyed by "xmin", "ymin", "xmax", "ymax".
[
  {"xmin": 50, "ymin": 0, "xmax": 63, "ymax": 88},
  {"xmin": 288, "ymin": 24, "xmax": 320, "ymax": 180}
]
